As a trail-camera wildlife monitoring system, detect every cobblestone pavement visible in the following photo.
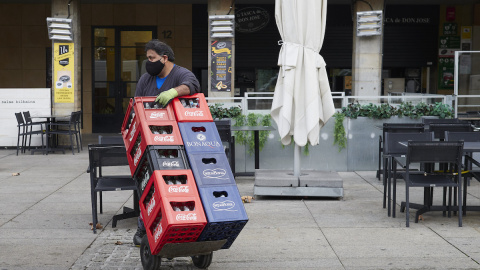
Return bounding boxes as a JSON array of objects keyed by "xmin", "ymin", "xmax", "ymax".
[{"xmin": 70, "ymin": 228, "xmax": 198, "ymax": 270}]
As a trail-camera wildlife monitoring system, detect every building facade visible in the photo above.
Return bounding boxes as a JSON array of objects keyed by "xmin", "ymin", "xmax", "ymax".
[{"xmin": 0, "ymin": 0, "xmax": 479, "ymax": 135}]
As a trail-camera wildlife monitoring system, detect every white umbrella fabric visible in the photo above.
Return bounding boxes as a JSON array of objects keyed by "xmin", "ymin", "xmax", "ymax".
[{"xmin": 271, "ymin": 0, "xmax": 335, "ymax": 148}]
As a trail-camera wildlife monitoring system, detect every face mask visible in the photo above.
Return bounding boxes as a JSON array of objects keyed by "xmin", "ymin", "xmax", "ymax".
[{"xmin": 146, "ymin": 59, "xmax": 165, "ymax": 76}]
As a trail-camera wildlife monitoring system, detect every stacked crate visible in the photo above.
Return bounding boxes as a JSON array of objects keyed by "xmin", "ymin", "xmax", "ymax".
[
  {"xmin": 122, "ymin": 97, "xmax": 207, "ymax": 255},
  {"xmin": 173, "ymin": 93, "xmax": 248, "ymax": 249}
]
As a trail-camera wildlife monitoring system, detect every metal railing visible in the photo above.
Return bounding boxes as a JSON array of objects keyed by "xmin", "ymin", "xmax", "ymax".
[{"xmin": 206, "ymin": 91, "xmax": 450, "ymax": 115}]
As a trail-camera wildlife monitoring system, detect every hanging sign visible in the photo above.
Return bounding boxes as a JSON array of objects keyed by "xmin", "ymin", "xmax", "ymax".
[
  {"xmin": 53, "ymin": 43, "xmax": 74, "ymax": 103},
  {"xmin": 211, "ymin": 40, "xmax": 232, "ymax": 92}
]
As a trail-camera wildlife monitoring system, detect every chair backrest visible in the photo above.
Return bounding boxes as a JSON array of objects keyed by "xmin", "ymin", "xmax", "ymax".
[
  {"xmin": 15, "ymin": 112, "xmax": 25, "ymax": 126},
  {"xmin": 382, "ymin": 123, "xmax": 424, "ymax": 138},
  {"xmin": 99, "ymin": 135, "xmax": 124, "ymax": 145},
  {"xmin": 89, "ymin": 144, "xmax": 129, "ymax": 168},
  {"xmin": 406, "ymin": 141, "xmax": 463, "ymax": 165},
  {"xmin": 422, "ymin": 118, "xmax": 461, "ymax": 125},
  {"xmin": 429, "ymin": 123, "xmax": 473, "ymax": 140},
  {"xmin": 384, "ymin": 132, "xmax": 433, "ymax": 156},
  {"xmin": 22, "ymin": 111, "xmax": 33, "ymax": 124},
  {"xmin": 445, "ymin": 131, "xmax": 480, "ymax": 142}
]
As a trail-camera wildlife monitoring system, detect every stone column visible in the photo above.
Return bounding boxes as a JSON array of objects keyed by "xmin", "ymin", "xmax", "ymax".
[
  {"xmin": 51, "ymin": 0, "xmax": 81, "ymax": 114},
  {"xmin": 352, "ymin": 0, "xmax": 384, "ymax": 97},
  {"xmin": 207, "ymin": 0, "xmax": 234, "ymax": 99}
]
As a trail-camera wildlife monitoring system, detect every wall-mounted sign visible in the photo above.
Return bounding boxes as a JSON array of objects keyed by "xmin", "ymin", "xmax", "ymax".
[
  {"xmin": 211, "ymin": 40, "xmax": 232, "ymax": 92},
  {"xmin": 0, "ymin": 88, "xmax": 51, "ymax": 147},
  {"xmin": 446, "ymin": 6, "xmax": 455, "ymax": 21},
  {"xmin": 235, "ymin": 7, "xmax": 270, "ymax": 33},
  {"xmin": 442, "ymin": 22, "xmax": 457, "ymax": 36},
  {"xmin": 384, "ymin": 17, "xmax": 432, "ymax": 24},
  {"xmin": 439, "ymin": 36, "xmax": 460, "ymax": 49},
  {"xmin": 438, "ymin": 57, "xmax": 455, "ymax": 90},
  {"xmin": 53, "ymin": 42, "xmax": 74, "ymax": 103}
]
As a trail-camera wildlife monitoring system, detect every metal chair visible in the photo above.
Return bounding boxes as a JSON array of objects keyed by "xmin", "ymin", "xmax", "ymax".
[
  {"xmin": 429, "ymin": 123, "xmax": 472, "ymax": 140},
  {"xmin": 393, "ymin": 141, "xmax": 464, "ymax": 227},
  {"xmin": 377, "ymin": 123, "xmax": 425, "ymax": 180},
  {"xmin": 15, "ymin": 112, "xmax": 45, "ymax": 155},
  {"xmin": 383, "ymin": 132, "xmax": 433, "ymax": 217},
  {"xmin": 445, "ymin": 131, "xmax": 480, "ymax": 215},
  {"xmin": 46, "ymin": 112, "xmax": 81, "ymax": 155}
]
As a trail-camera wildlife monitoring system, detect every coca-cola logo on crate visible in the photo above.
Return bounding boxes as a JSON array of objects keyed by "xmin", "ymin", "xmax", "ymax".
[
  {"xmin": 149, "ymin": 111, "xmax": 166, "ymax": 119},
  {"xmin": 168, "ymin": 185, "xmax": 189, "ymax": 193},
  {"xmin": 147, "ymin": 197, "xmax": 156, "ymax": 216},
  {"xmin": 184, "ymin": 110, "xmax": 204, "ymax": 117},
  {"xmin": 133, "ymin": 147, "xmax": 142, "ymax": 166},
  {"xmin": 176, "ymin": 213, "xmax": 197, "ymax": 221},
  {"xmin": 128, "ymin": 122, "xmax": 136, "ymax": 141},
  {"xmin": 154, "ymin": 135, "xmax": 175, "ymax": 142},
  {"xmin": 162, "ymin": 160, "xmax": 180, "ymax": 167},
  {"xmin": 154, "ymin": 223, "xmax": 163, "ymax": 242}
]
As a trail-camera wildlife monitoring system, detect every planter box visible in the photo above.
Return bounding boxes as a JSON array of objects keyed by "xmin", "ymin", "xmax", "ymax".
[{"xmin": 232, "ymin": 116, "xmax": 430, "ymax": 173}]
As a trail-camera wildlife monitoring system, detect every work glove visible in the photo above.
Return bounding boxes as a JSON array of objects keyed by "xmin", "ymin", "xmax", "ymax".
[{"xmin": 155, "ymin": 88, "xmax": 178, "ymax": 107}]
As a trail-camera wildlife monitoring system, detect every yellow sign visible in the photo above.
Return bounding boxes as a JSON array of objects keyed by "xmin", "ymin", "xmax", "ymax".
[
  {"xmin": 53, "ymin": 43, "xmax": 74, "ymax": 103},
  {"xmin": 461, "ymin": 26, "xmax": 472, "ymax": 40}
]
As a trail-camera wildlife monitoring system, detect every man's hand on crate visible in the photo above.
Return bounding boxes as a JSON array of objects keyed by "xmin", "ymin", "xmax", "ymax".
[{"xmin": 155, "ymin": 88, "xmax": 178, "ymax": 107}]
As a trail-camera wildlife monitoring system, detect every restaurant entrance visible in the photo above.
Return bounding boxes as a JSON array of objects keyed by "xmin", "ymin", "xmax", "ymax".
[{"xmin": 91, "ymin": 26, "xmax": 156, "ymax": 133}]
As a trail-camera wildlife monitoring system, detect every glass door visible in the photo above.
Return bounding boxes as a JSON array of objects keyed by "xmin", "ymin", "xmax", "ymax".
[{"xmin": 92, "ymin": 26, "xmax": 156, "ymax": 133}]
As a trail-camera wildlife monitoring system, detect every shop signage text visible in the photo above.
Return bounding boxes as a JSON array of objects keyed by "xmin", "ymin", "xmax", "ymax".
[{"xmin": 384, "ymin": 17, "xmax": 432, "ymax": 24}]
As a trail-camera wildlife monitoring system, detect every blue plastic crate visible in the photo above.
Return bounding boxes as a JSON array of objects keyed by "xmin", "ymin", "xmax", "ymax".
[
  {"xmin": 187, "ymin": 152, "xmax": 236, "ymax": 188},
  {"xmin": 196, "ymin": 185, "xmax": 248, "ymax": 249},
  {"xmin": 178, "ymin": 122, "xmax": 224, "ymax": 154}
]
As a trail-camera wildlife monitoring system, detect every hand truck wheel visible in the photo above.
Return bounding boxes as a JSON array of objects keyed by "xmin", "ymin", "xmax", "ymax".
[
  {"xmin": 140, "ymin": 235, "xmax": 162, "ymax": 270},
  {"xmin": 191, "ymin": 252, "xmax": 213, "ymax": 269}
]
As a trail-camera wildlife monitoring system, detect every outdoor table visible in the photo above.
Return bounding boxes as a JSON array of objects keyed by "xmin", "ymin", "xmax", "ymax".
[
  {"xmin": 393, "ymin": 141, "xmax": 480, "ymax": 218},
  {"xmin": 231, "ymin": 125, "xmax": 276, "ymax": 176},
  {"xmin": 31, "ymin": 114, "xmax": 70, "ymax": 153}
]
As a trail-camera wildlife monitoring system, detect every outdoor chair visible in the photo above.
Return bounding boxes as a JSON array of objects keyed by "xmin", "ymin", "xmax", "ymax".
[
  {"xmin": 383, "ymin": 132, "xmax": 432, "ymax": 217},
  {"xmin": 429, "ymin": 123, "xmax": 472, "ymax": 140},
  {"xmin": 422, "ymin": 118, "xmax": 461, "ymax": 126},
  {"xmin": 445, "ymin": 131, "xmax": 480, "ymax": 215},
  {"xmin": 96, "ymin": 135, "xmax": 125, "ymax": 214},
  {"xmin": 46, "ymin": 111, "xmax": 81, "ymax": 155},
  {"xmin": 15, "ymin": 112, "xmax": 45, "ymax": 155},
  {"xmin": 393, "ymin": 141, "xmax": 464, "ymax": 227},
  {"xmin": 88, "ymin": 144, "xmax": 138, "ymax": 234},
  {"xmin": 377, "ymin": 123, "xmax": 425, "ymax": 180}
]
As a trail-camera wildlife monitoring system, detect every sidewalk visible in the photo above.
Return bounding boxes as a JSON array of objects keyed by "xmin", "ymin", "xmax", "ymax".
[{"xmin": 1, "ymin": 139, "xmax": 480, "ymax": 269}]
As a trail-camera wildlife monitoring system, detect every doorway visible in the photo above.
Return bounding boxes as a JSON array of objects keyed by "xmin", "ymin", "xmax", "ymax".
[{"xmin": 92, "ymin": 26, "xmax": 156, "ymax": 133}]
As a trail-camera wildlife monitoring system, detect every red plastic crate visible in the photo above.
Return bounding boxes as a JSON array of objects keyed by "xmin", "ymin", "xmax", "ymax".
[
  {"xmin": 138, "ymin": 170, "xmax": 201, "ymax": 225},
  {"xmin": 172, "ymin": 93, "xmax": 213, "ymax": 122},
  {"xmin": 121, "ymin": 98, "xmax": 134, "ymax": 137},
  {"xmin": 134, "ymin": 96, "xmax": 176, "ymax": 123},
  {"xmin": 126, "ymin": 120, "xmax": 184, "ymax": 175},
  {"xmin": 145, "ymin": 196, "xmax": 207, "ymax": 255}
]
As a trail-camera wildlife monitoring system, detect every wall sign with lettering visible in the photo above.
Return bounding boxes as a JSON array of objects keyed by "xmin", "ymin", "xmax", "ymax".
[
  {"xmin": 211, "ymin": 41, "xmax": 232, "ymax": 92},
  {"xmin": 235, "ymin": 7, "xmax": 270, "ymax": 33},
  {"xmin": 53, "ymin": 42, "xmax": 75, "ymax": 103}
]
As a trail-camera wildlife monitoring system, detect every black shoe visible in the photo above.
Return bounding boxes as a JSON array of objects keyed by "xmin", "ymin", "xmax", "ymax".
[{"xmin": 133, "ymin": 227, "xmax": 146, "ymax": 246}]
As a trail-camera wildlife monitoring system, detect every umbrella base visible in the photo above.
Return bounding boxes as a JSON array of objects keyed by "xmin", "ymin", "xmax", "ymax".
[{"xmin": 253, "ymin": 170, "xmax": 343, "ymax": 198}]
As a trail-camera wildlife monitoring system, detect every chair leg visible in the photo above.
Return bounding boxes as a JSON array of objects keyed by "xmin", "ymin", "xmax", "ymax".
[
  {"xmin": 458, "ymin": 176, "xmax": 463, "ymax": 227},
  {"xmin": 383, "ymin": 156, "xmax": 388, "ymax": 209},
  {"xmin": 405, "ymin": 182, "xmax": 410, "ymax": 227},
  {"xmin": 16, "ymin": 127, "xmax": 21, "ymax": 156},
  {"xmin": 69, "ymin": 132, "xmax": 75, "ymax": 155},
  {"xmin": 75, "ymin": 130, "xmax": 80, "ymax": 153}
]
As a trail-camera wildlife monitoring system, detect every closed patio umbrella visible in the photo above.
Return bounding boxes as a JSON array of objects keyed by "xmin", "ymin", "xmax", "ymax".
[{"xmin": 271, "ymin": 0, "xmax": 335, "ymax": 176}]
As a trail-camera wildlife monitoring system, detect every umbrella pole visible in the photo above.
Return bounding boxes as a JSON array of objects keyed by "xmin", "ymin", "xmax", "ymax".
[{"xmin": 294, "ymin": 143, "xmax": 301, "ymax": 177}]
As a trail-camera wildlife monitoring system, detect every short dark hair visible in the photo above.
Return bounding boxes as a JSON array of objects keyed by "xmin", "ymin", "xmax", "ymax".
[{"xmin": 144, "ymin": 39, "xmax": 175, "ymax": 62}]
